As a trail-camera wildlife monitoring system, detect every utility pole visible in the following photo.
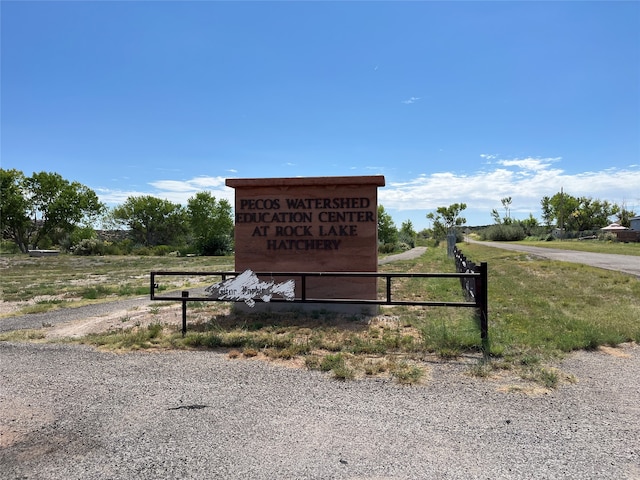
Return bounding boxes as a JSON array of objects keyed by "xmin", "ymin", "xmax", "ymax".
[{"xmin": 559, "ymin": 187, "xmax": 564, "ymax": 241}]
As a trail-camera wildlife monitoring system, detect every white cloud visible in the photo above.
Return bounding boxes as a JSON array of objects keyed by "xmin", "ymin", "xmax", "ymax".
[
  {"xmin": 380, "ymin": 158, "xmax": 640, "ymax": 227},
  {"xmin": 149, "ymin": 180, "xmax": 196, "ymax": 192},
  {"xmin": 97, "ymin": 176, "xmax": 234, "ymax": 207},
  {"xmin": 95, "ymin": 160, "xmax": 640, "ymax": 230},
  {"xmin": 497, "ymin": 157, "xmax": 560, "ymax": 171},
  {"xmin": 402, "ymin": 96, "xmax": 420, "ymax": 104}
]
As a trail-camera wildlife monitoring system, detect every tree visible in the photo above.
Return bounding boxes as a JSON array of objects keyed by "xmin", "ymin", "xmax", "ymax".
[
  {"xmin": 377, "ymin": 205, "xmax": 398, "ymax": 245},
  {"xmin": 501, "ymin": 197, "xmax": 512, "ymax": 224},
  {"xmin": 490, "ymin": 208, "xmax": 502, "ymax": 225},
  {"xmin": 112, "ymin": 195, "xmax": 188, "ymax": 247},
  {"xmin": 426, "ymin": 203, "xmax": 467, "ymax": 240},
  {"xmin": 617, "ymin": 203, "xmax": 637, "ymax": 228},
  {"xmin": 1, "ymin": 169, "xmax": 31, "ymax": 252},
  {"xmin": 187, "ymin": 191, "xmax": 234, "ymax": 255},
  {"xmin": 520, "ymin": 213, "xmax": 539, "ymax": 236},
  {"xmin": 0, "ymin": 169, "xmax": 104, "ymax": 252},
  {"xmin": 540, "ymin": 196, "xmax": 554, "ymax": 227},
  {"xmin": 398, "ymin": 220, "xmax": 417, "ymax": 248},
  {"xmin": 570, "ymin": 198, "xmax": 619, "ymax": 231},
  {"xmin": 541, "ymin": 191, "xmax": 619, "ymax": 232},
  {"xmin": 541, "ymin": 191, "xmax": 579, "ymax": 232}
]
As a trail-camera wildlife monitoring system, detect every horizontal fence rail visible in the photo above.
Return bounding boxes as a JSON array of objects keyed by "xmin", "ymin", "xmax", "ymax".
[
  {"xmin": 151, "ymin": 270, "xmax": 481, "ymax": 306},
  {"xmin": 150, "ymin": 265, "xmax": 488, "ymax": 350}
]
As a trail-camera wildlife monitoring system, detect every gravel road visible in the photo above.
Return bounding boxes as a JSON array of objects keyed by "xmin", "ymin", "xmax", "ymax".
[{"xmin": 1, "ymin": 341, "xmax": 638, "ymax": 480}]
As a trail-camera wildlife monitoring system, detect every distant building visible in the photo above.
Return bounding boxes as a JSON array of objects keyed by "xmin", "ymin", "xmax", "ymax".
[{"xmin": 614, "ymin": 217, "xmax": 640, "ymax": 243}]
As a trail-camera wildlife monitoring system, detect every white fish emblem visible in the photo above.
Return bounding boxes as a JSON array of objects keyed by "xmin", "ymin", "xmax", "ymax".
[{"xmin": 205, "ymin": 270, "xmax": 295, "ymax": 307}]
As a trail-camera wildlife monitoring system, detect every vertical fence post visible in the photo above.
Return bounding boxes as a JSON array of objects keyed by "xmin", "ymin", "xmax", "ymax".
[
  {"xmin": 476, "ymin": 262, "xmax": 489, "ymax": 356},
  {"xmin": 447, "ymin": 233, "xmax": 456, "ymax": 257},
  {"xmin": 181, "ymin": 290, "xmax": 189, "ymax": 337},
  {"xmin": 301, "ymin": 275, "xmax": 306, "ymax": 301}
]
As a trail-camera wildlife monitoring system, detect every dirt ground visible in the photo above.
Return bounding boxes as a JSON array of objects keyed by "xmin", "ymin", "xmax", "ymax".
[
  {"xmin": 45, "ymin": 302, "xmax": 188, "ymax": 339},
  {"xmin": 0, "ymin": 294, "xmax": 188, "ymax": 338}
]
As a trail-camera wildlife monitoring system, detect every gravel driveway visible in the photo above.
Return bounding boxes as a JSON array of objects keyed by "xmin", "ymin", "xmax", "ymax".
[{"xmin": 1, "ymin": 341, "xmax": 638, "ymax": 480}]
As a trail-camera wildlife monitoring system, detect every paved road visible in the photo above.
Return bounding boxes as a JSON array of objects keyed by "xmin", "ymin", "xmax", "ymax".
[{"xmin": 465, "ymin": 238, "xmax": 640, "ymax": 278}]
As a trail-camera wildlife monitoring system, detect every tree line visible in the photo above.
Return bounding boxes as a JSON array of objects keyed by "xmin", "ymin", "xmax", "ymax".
[
  {"xmin": 410, "ymin": 193, "xmax": 634, "ymax": 246},
  {"xmin": 2, "ymin": 169, "xmax": 634, "ymax": 255},
  {"xmin": 1, "ymin": 169, "xmax": 233, "ymax": 255}
]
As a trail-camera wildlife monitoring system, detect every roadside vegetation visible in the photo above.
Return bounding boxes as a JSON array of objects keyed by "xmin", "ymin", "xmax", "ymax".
[{"xmin": 2, "ymin": 243, "xmax": 638, "ymax": 389}]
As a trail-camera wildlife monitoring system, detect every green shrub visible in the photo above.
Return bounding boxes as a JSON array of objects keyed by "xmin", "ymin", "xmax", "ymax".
[
  {"xmin": 133, "ymin": 246, "xmax": 151, "ymax": 256},
  {"xmin": 378, "ymin": 243, "xmax": 398, "ymax": 254},
  {"xmin": 199, "ymin": 234, "xmax": 234, "ymax": 256},
  {"xmin": 71, "ymin": 238, "xmax": 106, "ymax": 255},
  {"xmin": 0, "ymin": 240, "xmax": 20, "ymax": 254},
  {"xmin": 151, "ymin": 245, "xmax": 173, "ymax": 256},
  {"xmin": 480, "ymin": 224, "xmax": 526, "ymax": 241}
]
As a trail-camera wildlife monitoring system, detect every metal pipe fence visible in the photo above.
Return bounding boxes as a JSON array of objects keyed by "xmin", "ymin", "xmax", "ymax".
[{"xmin": 150, "ymin": 263, "xmax": 488, "ymax": 351}]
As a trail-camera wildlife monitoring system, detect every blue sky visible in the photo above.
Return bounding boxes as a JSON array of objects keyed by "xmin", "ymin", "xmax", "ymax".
[{"xmin": 2, "ymin": 1, "xmax": 639, "ymax": 229}]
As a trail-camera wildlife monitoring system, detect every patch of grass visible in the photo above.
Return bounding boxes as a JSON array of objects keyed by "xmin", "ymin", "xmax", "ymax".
[
  {"xmin": 390, "ymin": 360, "xmax": 425, "ymax": 385},
  {"xmin": 36, "ymin": 299, "xmax": 65, "ymax": 305},
  {"xmin": 320, "ymin": 353, "xmax": 346, "ymax": 372},
  {"xmin": 20, "ymin": 304, "xmax": 58, "ymax": 315},
  {"xmin": 79, "ymin": 323, "xmax": 166, "ymax": 350},
  {"xmin": 118, "ymin": 284, "xmax": 149, "ymax": 296},
  {"xmin": 304, "ymin": 355, "xmax": 322, "ymax": 370},
  {"xmin": 332, "ymin": 362, "xmax": 356, "ymax": 380},
  {"xmin": 182, "ymin": 332, "xmax": 223, "ymax": 348},
  {"xmin": 81, "ymin": 285, "xmax": 113, "ymax": 299},
  {"xmin": 0, "ymin": 329, "xmax": 47, "ymax": 341},
  {"xmin": 317, "ymin": 353, "xmax": 355, "ymax": 380},
  {"xmin": 362, "ymin": 358, "xmax": 389, "ymax": 376}
]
